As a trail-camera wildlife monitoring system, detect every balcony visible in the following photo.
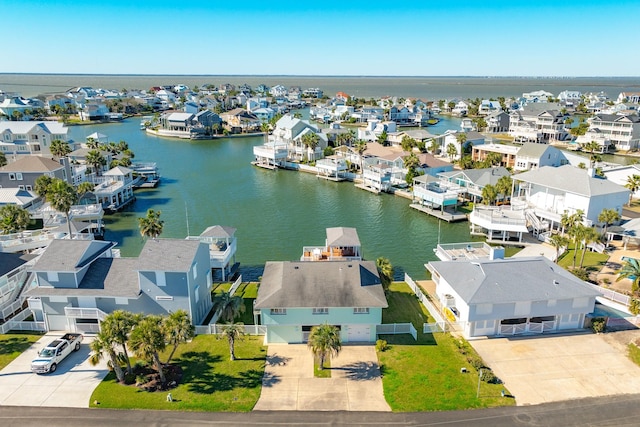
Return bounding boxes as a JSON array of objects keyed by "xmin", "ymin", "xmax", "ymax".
[
  {"xmin": 470, "ymin": 207, "xmax": 528, "ymax": 232},
  {"xmin": 301, "ymin": 246, "xmax": 361, "ymax": 261}
]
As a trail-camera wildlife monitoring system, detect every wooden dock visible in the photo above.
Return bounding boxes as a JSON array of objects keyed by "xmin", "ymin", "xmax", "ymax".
[
  {"xmin": 251, "ymin": 161, "xmax": 278, "ymax": 170},
  {"xmin": 316, "ymin": 174, "xmax": 345, "ymax": 182},
  {"xmin": 409, "ymin": 203, "xmax": 468, "ymax": 222},
  {"xmin": 355, "ymin": 183, "xmax": 381, "ymax": 194}
]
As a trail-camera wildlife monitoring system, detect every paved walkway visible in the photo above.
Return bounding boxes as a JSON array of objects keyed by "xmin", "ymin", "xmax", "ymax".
[
  {"xmin": 0, "ymin": 334, "xmax": 108, "ymax": 407},
  {"xmin": 471, "ymin": 331, "xmax": 640, "ymax": 406},
  {"xmin": 254, "ymin": 344, "xmax": 390, "ymax": 411},
  {"xmin": 594, "ymin": 241, "xmax": 640, "ymax": 293}
]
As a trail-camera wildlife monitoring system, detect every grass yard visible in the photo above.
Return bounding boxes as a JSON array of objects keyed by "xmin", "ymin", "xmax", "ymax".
[
  {"xmin": 628, "ymin": 343, "xmax": 640, "ymax": 367},
  {"xmin": 90, "ymin": 335, "xmax": 266, "ymax": 411},
  {"xmin": 0, "ymin": 333, "xmax": 43, "ymax": 370},
  {"xmin": 557, "ymin": 246, "xmax": 609, "ymax": 271},
  {"xmin": 377, "ymin": 282, "xmax": 514, "ymax": 411},
  {"xmin": 314, "ymin": 357, "xmax": 331, "ymax": 378},
  {"xmin": 209, "ymin": 282, "xmax": 259, "ymax": 325}
]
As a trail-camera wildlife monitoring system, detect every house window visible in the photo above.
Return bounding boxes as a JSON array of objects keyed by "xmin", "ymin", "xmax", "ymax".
[
  {"xmin": 16, "ymin": 173, "xmax": 23, "ymax": 180},
  {"xmin": 312, "ymin": 308, "xmax": 328, "ymax": 315},
  {"xmin": 18, "ymin": 185, "xmax": 25, "ymax": 190},
  {"xmin": 47, "ymin": 272, "xmax": 59, "ymax": 282},
  {"xmin": 26, "ymin": 185, "xmax": 32, "ymax": 191},
  {"xmin": 270, "ymin": 308, "xmax": 287, "ymax": 315},
  {"xmin": 156, "ymin": 272, "xmax": 166, "ymax": 287},
  {"xmin": 207, "ymin": 270, "xmax": 212, "ymax": 289},
  {"xmin": 195, "ymin": 285, "xmax": 200, "ymax": 303},
  {"xmin": 9, "ymin": 173, "xmax": 15, "ymax": 180},
  {"xmin": 353, "ymin": 307, "xmax": 369, "ymax": 314},
  {"xmin": 192, "ymin": 263, "xmax": 198, "ymax": 279}
]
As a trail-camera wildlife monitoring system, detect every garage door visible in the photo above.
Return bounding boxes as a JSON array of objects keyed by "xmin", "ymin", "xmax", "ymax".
[
  {"xmin": 47, "ymin": 314, "xmax": 69, "ymax": 331},
  {"xmin": 347, "ymin": 325, "xmax": 371, "ymax": 342}
]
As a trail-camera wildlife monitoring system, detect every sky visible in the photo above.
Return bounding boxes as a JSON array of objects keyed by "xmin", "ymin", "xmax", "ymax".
[{"xmin": 2, "ymin": 0, "xmax": 639, "ymax": 77}]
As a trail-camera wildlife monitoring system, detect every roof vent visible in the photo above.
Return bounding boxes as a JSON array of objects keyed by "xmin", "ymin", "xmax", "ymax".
[
  {"xmin": 553, "ymin": 279, "xmax": 559, "ymax": 285},
  {"xmin": 294, "ymin": 266, "xmax": 299, "ymax": 270},
  {"xmin": 348, "ymin": 264, "xmax": 352, "ymax": 268}
]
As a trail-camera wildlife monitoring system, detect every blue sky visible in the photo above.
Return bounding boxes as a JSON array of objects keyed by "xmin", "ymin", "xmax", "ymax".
[{"xmin": 2, "ymin": 0, "xmax": 638, "ymax": 76}]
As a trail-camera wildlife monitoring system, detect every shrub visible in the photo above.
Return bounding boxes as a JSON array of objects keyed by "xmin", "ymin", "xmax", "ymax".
[
  {"xmin": 135, "ymin": 374, "xmax": 149, "ymax": 386},
  {"xmin": 124, "ymin": 373, "xmax": 136, "ymax": 385},
  {"xmin": 375, "ymin": 339, "xmax": 388, "ymax": 352},
  {"xmin": 591, "ymin": 317, "xmax": 606, "ymax": 333},
  {"xmin": 570, "ymin": 268, "xmax": 590, "ymax": 281},
  {"xmin": 480, "ymin": 369, "xmax": 500, "ymax": 384},
  {"xmin": 602, "ymin": 278, "xmax": 611, "ymax": 285},
  {"xmin": 630, "ymin": 299, "xmax": 640, "ymax": 316},
  {"xmin": 467, "ymin": 356, "xmax": 485, "ymax": 371}
]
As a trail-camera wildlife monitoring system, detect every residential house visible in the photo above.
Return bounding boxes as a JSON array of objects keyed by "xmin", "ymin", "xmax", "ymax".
[
  {"xmin": 412, "ymin": 174, "xmax": 460, "ymax": 211},
  {"xmin": 0, "ymin": 252, "xmax": 35, "ymax": 322},
  {"xmin": 161, "ymin": 112, "xmax": 195, "ymax": 132},
  {"xmin": 93, "ymin": 166, "xmax": 135, "ymax": 212},
  {"xmin": 302, "ymin": 88, "xmax": 323, "ymax": 98},
  {"xmin": 0, "ymin": 188, "xmax": 40, "ymax": 209},
  {"xmin": 270, "ymin": 85, "xmax": 288, "ymax": 97},
  {"xmin": 437, "ymin": 167, "xmax": 511, "ymax": 203},
  {"xmin": 357, "ymin": 119, "xmax": 397, "ymax": 142},
  {"xmin": 451, "ymin": 101, "xmax": 469, "ymax": 116},
  {"xmin": 25, "ymin": 238, "xmax": 213, "ymax": 332},
  {"xmin": 78, "ymin": 102, "xmax": 110, "ymax": 121},
  {"xmin": 434, "ymin": 130, "xmax": 485, "ymax": 161},
  {"xmin": 254, "ymin": 260, "xmax": 387, "ymax": 343},
  {"xmin": 0, "ymin": 156, "xmax": 72, "ymax": 190},
  {"xmin": 301, "ymin": 227, "xmax": 362, "ymax": 262},
  {"xmin": 0, "ymin": 121, "xmax": 69, "ymax": 157},
  {"xmin": 513, "ymin": 143, "xmax": 569, "ymax": 171},
  {"xmin": 472, "ymin": 143, "xmax": 519, "ymax": 168},
  {"xmin": 485, "ymin": 111, "xmax": 510, "ymax": 133},
  {"xmin": 478, "ymin": 100, "xmax": 502, "ymax": 116},
  {"xmin": 270, "ymin": 114, "xmax": 327, "ymax": 162},
  {"xmin": 508, "ymin": 104, "xmax": 569, "ymax": 143},
  {"xmin": 316, "ymin": 156, "xmax": 348, "ymax": 181},
  {"xmin": 602, "ymin": 164, "xmax": 640, "ymax": 200},
  {"xmin": 220, "ymin": 108, "xmax": 260, "ymax": 133},
  {"xmin": 0, "ymin": 97, "xmax": 37, "ymax": 119},
  {"xmin": 557, "ymin": 90, "xmax": 582, "ymax": 106},
  {"xmin": 513, "ymin": 165, "xmax": 629, "ymax": 228},
  {"xmin": 522, "ymin": 90, "xmax": 554, "ymax": 103},
  {"xmin": 586, "ymin": 114, "xmax": 640, "ymax": 151},
  {"xmin": 617, "ymin": 92, "xmax": 640, "ymax": 104},
  {"xmin": 184, "ymin": 101, "xmax": 199, "ymax": 115},
  {"xmin": 426, "ymin": 255, "xmax": 601, "ymax": 338},
  {"xmin": 187, "ymin": 225, "xmax": 237, "ymax": 281}
]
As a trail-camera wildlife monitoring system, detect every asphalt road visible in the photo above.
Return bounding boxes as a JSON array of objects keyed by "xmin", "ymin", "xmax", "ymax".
[{"xmin": 2, "ymin": 394, "xmax": 640, "ymax": 426}]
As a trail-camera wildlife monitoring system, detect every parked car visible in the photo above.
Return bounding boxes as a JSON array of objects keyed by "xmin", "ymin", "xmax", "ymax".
[{"xmin": 31, "ymin": 333, "xmax": 83, "ymax": 374}]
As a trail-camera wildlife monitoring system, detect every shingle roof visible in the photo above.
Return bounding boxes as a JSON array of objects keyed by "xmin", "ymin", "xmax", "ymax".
[
  {"xmin": 516, "ymin": 143, "xmax": 554, "ymax": 158},
  {"xmin": 200, "ymin": 225, "xmax": 236, "ymax": 238},
  {"xmin": 515, "ymin": 165, "xmax": 629, "ymax": 197},
  {"xmin": 440, "ymin": 167, "xmax": 510, "ymax": 186},
  {"xmin": 255, "ymin": 261, "xmax": 388, "ymax": 309},
  {"xmin": 0, "ymin": 252, "xmax": 34, "ymax": 277},
  {"xmin": 0, "ymin": 156, "xmax": 64, "ymax": 172},
  {"xmin": 326, "ymin": 227, "xmax": 360, "ymax": 247},
  {"xmin": 137, "ymin": 239, "xmax": 201, "ymax": 272},
  {"xmin": 429, "ymin": 257, "xmax": 601, "ymax": 305},
  {"xmin": 32, "ymin": 240, "xmax": 115, "ymax": 272}
]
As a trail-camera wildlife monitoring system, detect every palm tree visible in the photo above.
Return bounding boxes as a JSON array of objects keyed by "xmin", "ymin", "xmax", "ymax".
[
  {"xmin": 483, "ymin": 152, "xmax": 502, "ymax": 168},
  {"xmin": 76, "ymin": 181, "xmax": 95, "ymax": 201},
  {"xmin": 579, "ymin": 227, "xmax": 601, "ymax": 268},
  {"xmin": 377, "ymin": 130, "xmax": 388, "ymax": 146},
  {"xmin": 568, "ymin": 224, "xmax": 589, "ymax": 269},
  {"xmin": 548, "ymin": 233, "xmax": 569, "ymax": 263},
  {"xmin": 481, "ymin": 184, "xmax": 498, "ymax": 206},
  {"xmin": 101, "ymin": 310, "xmax": 139, "ymax": 375},
  {"xmin": 212, "ymin": 291, "xmax": 245, "ymax": 323},
  {"xmin": 86, "ymin": 150, "xmax": 106, "ymax": 176},
  {"xmin": 220, "ymin": 323, "xmax": 245, "ymax": 361},
  {"xmin": 89, "ymin": 330, "xmax": 125, "ymax": 383},
  {"xmin": 129, "ymin": 315, "xmax": 167, "ymax": 384},
  {"xmin": 34, "ymin": 175, "xmax": 54, "ymax": 198},
  {"xmin": 138, "ymin": 209, "xmax": 164, "ymax": 239},
  {"xmin": 46, "ymin": 178, "xmax": 78, "ymax": 239},
  {"xmin": 625, "ymin": 174, "xmax": 640, "ymax": 206},
  {"xmin": 49, "ymin": 140, "xmax": 71, "ymax": 158},
  {"xmin": 617, "ymin": 257, "xmax": 640, "ymax": 295},
  {"xmin": 428, "ymin": 139, "xmax": 439, "ymax": 155},
  {"xmin": 163, "ymin": 309, "xmax": 194, "ymax": 364},
  {"xmin": 598, "ymin": 208, "xmax": 620, "ymax": 237},
  {"xmin": 376, "ymin": 257, "xmax": 394, "ymax": 292},
  {"xmin": 85, "ymin": 137, "xmax": 100, "ymax": 150},
  {"xmin": 581, "ymin": 141, "xmax": 601, "ymax": 167},
  {"xmin": 560, "ymin": 209, "xmax": 584, "ymax": 236},
  {"xmin": 300, "ymin": 132, "xmax": 320, "ymax": 161},
  {"xmin": 495, "ymin": 175, "xmax": 513, "ymax": 203},
  {"xmin": 446, "ymin": 143, "xmax": 458, "ymax": 161},
  {"xmin": 0, "ymin": 205, "xmax": 31, "ymax": 235},
  {"xmin": 0, "ymin": 152, "xmax": 6, "ymax": 167},
  {"xmin": 455, "ymin": 132, "xmax": 467, "ymax": 151},
  {"xmin": 355, "ymin": 140, "xmax": 367, "ymax": 171},
  {"xmin": 307, "ymin": 323, "xmax": 342, "ymax": 370}
]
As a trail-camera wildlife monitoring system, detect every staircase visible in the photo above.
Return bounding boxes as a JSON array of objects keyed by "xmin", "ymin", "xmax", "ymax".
[{"xmin": 525, "ymin": 209, "xmax": 545, "ymax": 236}]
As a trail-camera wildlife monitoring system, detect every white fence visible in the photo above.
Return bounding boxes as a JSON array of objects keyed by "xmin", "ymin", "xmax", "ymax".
[
  {"xmin": 589, "ymin": 283, "xmax": 631, "ymax": 307},
  {"xmin": 404, "ymin": 273, "xmax": 448, "ymax": 331},
  {"xmin": 376, "ymin": 323, "xmax": 417, "ymax": 340},
  {"xmin": 228, "ymin": 275, "xmax": 243, "ymax": 296},
  {"xmin": 194, "ymin": 324, "xmax": 266, "ymax": 335},
  {"xmin": 0, "ymin": 307, "xmax": 46, "ymax": 333}
]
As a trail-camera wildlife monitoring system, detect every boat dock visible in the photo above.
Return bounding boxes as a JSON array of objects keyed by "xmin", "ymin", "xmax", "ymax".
[
  {"xmin": 316, "ymin": 174, "xmax": 345, "ymax": 182},
  {"xmin": 409, "ymin": 203, "xmax": 468, "ymax": 222},
  {"xmin": 355, "ymin": 183, "xmax": 381, "ymax": 194},
  {"xmin": 251, "ymin": 161, "xmax": 278, "ymax": 170}
]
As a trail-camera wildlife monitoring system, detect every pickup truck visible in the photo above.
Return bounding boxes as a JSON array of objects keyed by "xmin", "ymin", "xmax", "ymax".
[{"xmin": 31, "ymin": 333, "xmax": 83, "ymax": 374}]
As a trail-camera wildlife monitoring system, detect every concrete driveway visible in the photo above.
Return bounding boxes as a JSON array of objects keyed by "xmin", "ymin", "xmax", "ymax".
[
  {"xmin": 0, "ymin": 333, "xmax": 109, "ymax": 407},
  {"xmin": 254, "ymin": 344, "xmax": 390, "ymax": 411},
  {"xmin": 470, "ymin": 331, "xmax": 640, "ymax": 406}
]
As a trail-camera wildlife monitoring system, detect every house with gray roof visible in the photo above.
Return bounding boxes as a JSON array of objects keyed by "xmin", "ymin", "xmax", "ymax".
[
  {"xmin": 513, "ymin": 165, "xmax": 629, "ymax": 227},
  {"xmin": 25, "ymin": 238, "xmax": 213, "ymax": 332},
  {"xmin": 514, "ymin": 143, "xmax": 569, "ymax": 171},
  {"xmin": 0, "ymin": 155, "xmax": 71, "ymax": 190},
  {"xmin": 254, "ymin": 260, "xmax": 388, "ymax": 343},
  {"xmin": 508, "ymin": 103, "xmax": 569, "ymax": 143},
  {"xmin": 426, "ymin": 256, "xmax": 601, "ymax": 338},
  {"xmin": 437, "ymin": 167, "xmax": 511, "ymax": 203},
  {"xmin": 0, "ymin": 121, "xmax": 69, "ymax": 156}
]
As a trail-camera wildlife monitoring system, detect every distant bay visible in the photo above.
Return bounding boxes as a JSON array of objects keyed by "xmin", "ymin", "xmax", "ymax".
[{"xmin": 2, "ymin": 74, "xmax": 640, "ymax": 99}]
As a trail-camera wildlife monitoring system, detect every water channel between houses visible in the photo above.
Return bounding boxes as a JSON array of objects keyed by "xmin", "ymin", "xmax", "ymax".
[{"xmin": 69, "ymin": 118, "xmax": 474, "ymax": 281}]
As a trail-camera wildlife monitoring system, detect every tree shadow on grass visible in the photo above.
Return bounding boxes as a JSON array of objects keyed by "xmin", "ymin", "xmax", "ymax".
[{"xmin": 0, "ymin": 336, "xmax": 37, "ymax": 356}]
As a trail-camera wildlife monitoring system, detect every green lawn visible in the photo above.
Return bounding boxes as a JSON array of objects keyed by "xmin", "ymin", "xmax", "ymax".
[
  {"xmin": 0, "ymin": 333, "xmax": 43, "ymax": 370},
  {"xmin": 628, "ymin": 343, "xmax": 640, "ymax": 367},
  {"xmin": 210, "ymin": 282, "xmax": 259, "ymax": 324},
  {"xmin": 557, "ymin": 246, "xmax": 609, "ymax": 271},
  {"xmin": 378, "ymin": 282, "xmax": 514, "ymax": 411},
  {"xmin": 90, "ymin": 335, "xmax": 266, "ymax": 411},
  {"xmin": 314, "ymin": 357, "xmax": 331, "ymax": 378}
]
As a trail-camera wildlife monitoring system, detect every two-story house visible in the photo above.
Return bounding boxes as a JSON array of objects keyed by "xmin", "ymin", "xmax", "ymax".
[
  {"xmin": 0, "ymin": 156, "xmax": 72, "ymax": 190},
  {"xmin": 0, "ymin": 121, "xmax": 69, "ymax": 157},
  {"xmin": 508, "ymin": 104, "xmax": 569, "ymax": 143},
  {"xmin": 586, "ymin": 114, "xmax": 640, "ymax": 151},
  {"xmin": 25, "ymin": 238, "xmax": 213, "ymax": 332}
]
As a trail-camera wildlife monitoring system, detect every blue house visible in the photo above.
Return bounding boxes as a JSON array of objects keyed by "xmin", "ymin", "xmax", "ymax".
[{"xmin": 254, "ymin": 260, "xmax": 388, "ymax": 344}]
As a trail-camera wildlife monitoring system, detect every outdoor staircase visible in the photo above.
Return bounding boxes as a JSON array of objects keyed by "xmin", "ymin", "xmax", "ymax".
[{"xmin": 525, "ymin": 209, "xmax": 545, "ymax": 236}]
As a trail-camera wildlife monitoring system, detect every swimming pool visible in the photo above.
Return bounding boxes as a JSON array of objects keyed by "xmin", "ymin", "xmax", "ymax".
[{"xmin": 590, "ymin": 302, "xmax": 631, "ymax": 319}]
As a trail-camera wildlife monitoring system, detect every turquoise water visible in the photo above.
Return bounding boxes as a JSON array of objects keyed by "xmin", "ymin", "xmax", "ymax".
[
  {"xmin": 68, "ymin": 118, "xmax": 472, "ymax": 281},
  {"xmin": 591, "ymin": 303, "xmax": 630, "ymax": 319}
]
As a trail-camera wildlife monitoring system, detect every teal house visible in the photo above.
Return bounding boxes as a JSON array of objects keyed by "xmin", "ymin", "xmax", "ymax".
[{"xmin": 254, "ymin": 260, "xmax": 388, "ymax": 344}]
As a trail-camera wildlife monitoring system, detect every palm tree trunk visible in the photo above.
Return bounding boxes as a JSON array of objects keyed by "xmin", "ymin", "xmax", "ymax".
[
  {"xmin": 319, "ymin": 354, "xmax": 325, "ymax": 370},
  {"xmin": 109, "ymin": 350, "xmax": 125, "ymax": 383},
  {"xmin": 229, "ymin": 335, "xmax": 236, "ymax": 361},
  {"xmin": 153, "ymin": 352, "xmax": 166, "ymax": 383},
  {"xmin": 580, "ymin": 244, "xmax": 587, "ymax": 268},
  {"xmin": 166, "ymin": 344, "xmax": 178, "ymax": 365},
  {"xmin": 122, "ymin": 345, "xmax": 132, "ymax": 374}
]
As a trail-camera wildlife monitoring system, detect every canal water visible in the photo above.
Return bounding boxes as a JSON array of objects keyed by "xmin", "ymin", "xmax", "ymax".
[{"xmin": 69, "ymin": 118, "xmax": 472, "ymax": 280}]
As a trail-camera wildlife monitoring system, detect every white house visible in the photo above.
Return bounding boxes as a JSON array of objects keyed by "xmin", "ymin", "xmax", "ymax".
[
  {"xmin": 513, "ymin": 165, "xmax": 629, "ymax": 227},
  {"xmin": 426, "ymin": 255, "xmax": 601, "ymax": 338},
  {"xmin": 0, "ymin": 121, "xmax": 69, "ymax": 156},
  {"xmin": 586, "ymin": 114, "xmax": 640, "ymax": 151}
]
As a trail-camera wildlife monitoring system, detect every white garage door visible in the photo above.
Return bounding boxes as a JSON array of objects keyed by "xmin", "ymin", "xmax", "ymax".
[
  {"xmin": 47, "ymin": 314, "xmax": 69, "ymax": 331},
  {"xmin": 347, "ymin": 325, "xmax": 371, "ymax": 342}
]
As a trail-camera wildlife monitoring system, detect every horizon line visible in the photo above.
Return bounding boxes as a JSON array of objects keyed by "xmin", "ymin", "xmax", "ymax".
[{"xmin": 1, "ymin": 73, "xmax": 638, "ymax": 79}]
